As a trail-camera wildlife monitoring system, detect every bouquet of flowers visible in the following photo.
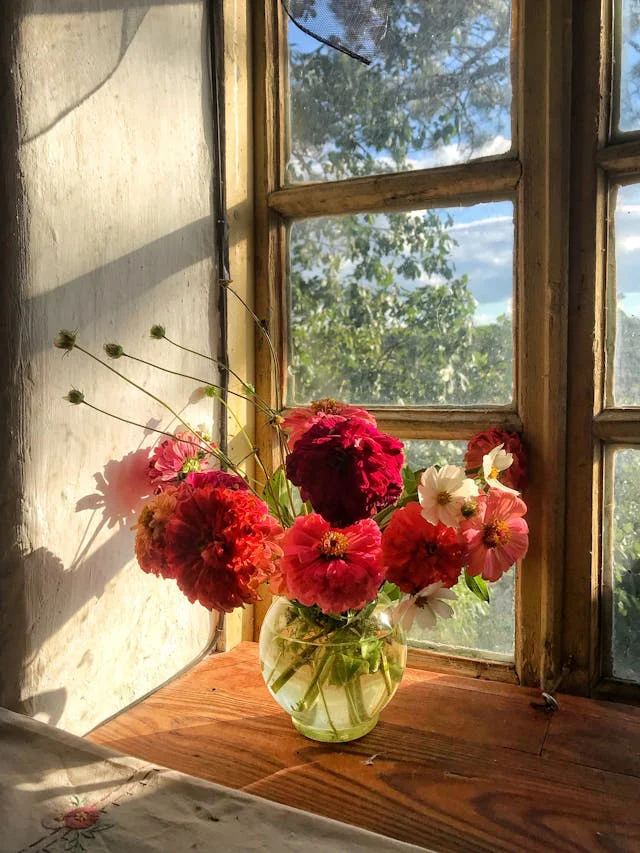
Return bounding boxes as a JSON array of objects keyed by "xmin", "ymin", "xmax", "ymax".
[{"xmin": 56, "ymin": 310, "xmax": 528, "ymax": 742}]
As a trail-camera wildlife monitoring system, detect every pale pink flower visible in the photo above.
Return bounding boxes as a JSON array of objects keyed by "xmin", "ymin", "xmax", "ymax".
[
  {"xmin": 418, "ymin": 465, "xmax": 479, "ymax": 529},
  {"xmin": 460, "ymin": 489, "xmax": 529, "ymax": 582},
  {"xmin": 282, "ymin": 399, "xmax": 377, "ymax": 448},
  {"xmin": 394, "ymin": 583, "xmax": 458, "ymax": 632},
  {"xmin": 148, "ymin": 429, "xmax": 215, "ymax": 491},
  {"xmin": 482, "ymin": 444, "xmax": 520, "ymax": 495}
]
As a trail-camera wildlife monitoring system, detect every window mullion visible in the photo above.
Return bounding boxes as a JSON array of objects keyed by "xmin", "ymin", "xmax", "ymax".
[
  {"xmin": 516, "ymin": 0, "xmax": 572, "ymax": 688},
  {"xmin": 562, "ymin": 0, "xmax": 611, "ymax": 695},
  {"xmin": 268, "ymin": 158, "xmax": 521, "ymax": 220}
]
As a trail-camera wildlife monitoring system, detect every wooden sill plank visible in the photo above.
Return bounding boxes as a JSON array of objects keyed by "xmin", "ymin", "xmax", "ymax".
[{"xmin": 88, "ymin": 643, "xmax": 640, "ymax": 852}]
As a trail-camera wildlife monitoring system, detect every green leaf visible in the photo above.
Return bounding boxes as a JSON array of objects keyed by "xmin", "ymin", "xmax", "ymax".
[
  {"xmin": 262, "ymin": 466, "xmax": 293, "ymax": 526},
  {"xmin": 464, "ymin": 570, "xmax": 490, "ymax": 604},
  {"xmin": 329, "ymin": 653, "xmax": 370, "ymax": 686}
]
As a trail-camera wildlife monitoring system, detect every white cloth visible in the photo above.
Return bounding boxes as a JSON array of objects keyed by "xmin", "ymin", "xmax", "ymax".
[{"xmin": 0, "ymin": 708, "xmax": 427, "ymax": 853}]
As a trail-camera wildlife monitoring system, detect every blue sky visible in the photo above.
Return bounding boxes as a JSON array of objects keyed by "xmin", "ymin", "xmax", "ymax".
[{"xmin": 287, "ymin": 8, "xmax": 640, "ymax": 324}]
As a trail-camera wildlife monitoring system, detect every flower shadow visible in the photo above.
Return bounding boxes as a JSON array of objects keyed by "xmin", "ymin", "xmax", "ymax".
[{"xmin": 75, "ymin": 448, "xmax": 152, "ymax": 531}]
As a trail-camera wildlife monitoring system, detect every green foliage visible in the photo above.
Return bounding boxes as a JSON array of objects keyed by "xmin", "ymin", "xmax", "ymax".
[{"xmin": 464, "ymin": 571, "xmax": 490, "ymax": 604}]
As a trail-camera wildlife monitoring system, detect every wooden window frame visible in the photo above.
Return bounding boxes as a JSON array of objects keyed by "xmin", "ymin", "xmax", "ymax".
[{"xmin": 252, "ymin": 0, "xmax": 638, "ymax": 699}]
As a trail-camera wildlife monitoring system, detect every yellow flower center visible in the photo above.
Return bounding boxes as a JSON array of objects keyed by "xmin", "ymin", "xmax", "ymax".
[
  {"xmin": 312, "ymin": 398, "xmax": 342, "ymax": 415},
  {"xmin": 489, "ymin": 466, "xmax": 499, "ymax": 480},
  {"xmin": 436, "ymin": 490, "xmax": 452, "ymax": 506},
  {"xmin": 319, "ymin": 531, "xmax": 349, "ymax": 558},
  {"xmin": 482, "ymin": 520, "xmax": 511, "ymax": 548},
  {"xmin": 180, "ymin": 456, "xmax": 201, "ymax": 475}
]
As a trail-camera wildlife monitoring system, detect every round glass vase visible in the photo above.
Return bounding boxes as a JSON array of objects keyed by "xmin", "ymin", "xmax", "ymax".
[{"xmin": 259, "ymin": 596, "xmax": 407, "ymax": 742}]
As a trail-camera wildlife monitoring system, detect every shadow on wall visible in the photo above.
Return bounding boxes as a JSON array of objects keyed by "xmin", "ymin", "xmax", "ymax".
[{"xmin": 0, "ymin": 0, "xmax": 239, "ymax": 728}]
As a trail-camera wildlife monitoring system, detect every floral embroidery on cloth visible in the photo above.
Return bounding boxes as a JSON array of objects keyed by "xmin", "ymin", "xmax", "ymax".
[{"xmin": 37, "ymin": 796, "xmax": 113, "ymax": 852}]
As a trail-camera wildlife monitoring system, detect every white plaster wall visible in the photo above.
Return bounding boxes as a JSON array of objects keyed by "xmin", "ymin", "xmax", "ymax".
[{"xmin": 1, "ymin": 1, "xmax": 216, "ymax": 733}]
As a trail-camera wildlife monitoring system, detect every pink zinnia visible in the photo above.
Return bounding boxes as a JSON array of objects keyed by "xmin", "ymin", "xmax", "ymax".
[
  {"xmin": 460, "ymin": 489, "xmax": 529, "ymax": 582},
  {"xmin": 283, "ymin": 399, "xmax": 377, "ymax": 448},
  {"xmin": 286, "ymin": 416, "xmax": 404, "ymax": 527},
  {"xmin": 148, "ymin": 429, "xmax": 216, "ymax": 491},
  {"xmin": 280, "ymin": 513, "xmax": 383, "ymax": 613}
]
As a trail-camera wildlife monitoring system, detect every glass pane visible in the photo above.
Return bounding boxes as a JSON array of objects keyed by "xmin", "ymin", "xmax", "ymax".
[
  {"xmin": 402, "ymin": 439, "xmax": 515, "ymax": 660},
  {"xmin": 617, "ymin": 0, "xmax": 640, "ymax": 133},
  {"xmin": 609, "ymin": 449, "xmax": 640, "ymax": 682},
  {"xmin": 612, "ymin": 184, "xmax": 640, "ymax": 405},
  {"xmin": 287, "ymin": 1, "xmax": 513, "ymax": 182},
  {"xmin": 287, "ymin": 201, "xmax": 514, "ymax": 406}
]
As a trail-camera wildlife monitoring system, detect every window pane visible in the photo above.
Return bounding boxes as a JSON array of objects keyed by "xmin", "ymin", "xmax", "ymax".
[
  {"xmin": 287, "ymin": 1, "xmax": 513, "ymax": 182},
  {"xmin": 609, "ymin": 449, "xmax": 640, "ymax": 682},
  {"xmin": 617, "ymin": 0, "xmax": 640, "ymax": 133},
  {"xmin": 287, "ymin": 201, "xmax": 514, "ymax": 406},
  {"xmin": 612, "ymin": 184, "xmax": 640, "ymax": 405},
  {"xmin": 402, "ymin": 439, "xmax": 515, "ymax": 660}
]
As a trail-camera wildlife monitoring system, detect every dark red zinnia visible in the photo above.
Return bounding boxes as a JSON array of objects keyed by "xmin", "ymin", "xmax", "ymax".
[
  {"xmin": 465, "ymin": 428, "xmax": 527, "ymax": 491},
  {"xmin": 382, "ymin": 502, "xmax": 465, "ymax": 594},
  {"xmin": 164, "ymin": 485, "xmax": 283, "ymax": 612},
  {"xmin": 285, "ymin": 415, "xmax": 404, "ymax": 527},
  {"xmin": 185, "ymin": 470, "xmax": 249, "ymax": 491}
]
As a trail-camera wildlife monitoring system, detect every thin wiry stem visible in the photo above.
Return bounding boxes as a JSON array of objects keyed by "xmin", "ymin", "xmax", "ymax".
[
  {"xmin": 159, "ymin": 333, "xmax": 273, "ymax": 413},
  {"xmin": 223, "ymin": 283, "xmax": 283, "ymax": 411},
  {"xmin": 121, "ymin": 351, "xmax": 274, "ymax": 417},
  {"xmin": 72, "ymin": 345, "xmax": 252, "ymax": 488}
]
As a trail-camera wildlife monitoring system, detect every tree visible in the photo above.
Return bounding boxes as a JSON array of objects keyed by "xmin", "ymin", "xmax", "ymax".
[{"xmin": 285, "ymin": 1, "xmax": 516, "ymax": 654}]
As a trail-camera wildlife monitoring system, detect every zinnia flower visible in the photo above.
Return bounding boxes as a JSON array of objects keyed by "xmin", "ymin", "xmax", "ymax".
[
  {"xmin": 286, "ymin": 415, "xmax": 404, "ymax": 527},
  {"xmin": 482, "ymin": 444, "xmax": 520, "ymax": 495},
  {"xmin": 418, "ymin": 465, "xmax": 479, "ymax": 528},
  {"xmin": 460, "ymin": 488, "xmax": 529, "ymax": 582},
  {"xmin": 465, "ymin": 429, "xmax": 527, "ymax": 491},
  {"xmin": 280, "ymin": 513, "xmax": 383, "ymax": 613},
  {"xmin": 148, "ymin": 429, "xmax": 215, "ymax": 491},
  {"xmin": 382, "ymin": 502, "xmax": 465, "ymax": 594},
  {"xmin": 394, "ymin": 582, "xmax": 458, "ymax": 632},
  {"xmin": 186, "ymin": 470, "xmax": 248, "ymax": 491},
  {"xmin": 283, "ymin": 399, "xmax": 377, "ymax": 448},
  {"xmin": 164, "ymin": 486, "xmax": 283, "ymax": 612},
  {"xmin": 134, "ymin": 490, "xmax": 178, "ymax": 577}
]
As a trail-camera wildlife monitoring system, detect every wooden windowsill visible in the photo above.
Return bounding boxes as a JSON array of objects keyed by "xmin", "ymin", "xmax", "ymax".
[{"xmin": 88, "ymin": 642, "xmax": 640, "ymax": 851}]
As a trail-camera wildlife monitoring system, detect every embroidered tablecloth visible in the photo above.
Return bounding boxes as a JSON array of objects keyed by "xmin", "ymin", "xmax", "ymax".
[{"xmin": 0, "ymin": 708, "xmax": 427, "ymax": 853}]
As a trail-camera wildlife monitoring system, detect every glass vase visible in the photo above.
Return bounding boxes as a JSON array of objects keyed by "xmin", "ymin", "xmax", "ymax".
[{"xmin": 259, "ymin": 596, "xmax": 407, "ymax": 742}]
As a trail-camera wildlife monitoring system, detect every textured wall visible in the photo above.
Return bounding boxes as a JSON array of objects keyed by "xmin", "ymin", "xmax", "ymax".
[{"xmin": 0, "ymin": 1, "xmax": 216, "ymax": 734}]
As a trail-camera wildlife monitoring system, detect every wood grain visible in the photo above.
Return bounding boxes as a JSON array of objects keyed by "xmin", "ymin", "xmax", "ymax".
[
  {"xmin": 89, "ymin": 644, "xmax": 640, "ymax": 853},
  {"xmin": 267, "ymin": 158, "xmax": 521, "ymax": 220}
]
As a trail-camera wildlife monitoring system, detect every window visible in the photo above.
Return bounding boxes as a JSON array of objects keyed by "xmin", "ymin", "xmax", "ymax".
[{"xmin": 254, "ymin": 0, "xmax": 640, "ymax": 697}]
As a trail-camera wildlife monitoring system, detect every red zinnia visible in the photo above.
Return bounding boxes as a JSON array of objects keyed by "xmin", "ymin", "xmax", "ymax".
[
  {"xmin": 280, "ymin": 513, "xmax": 383, "ymax": 613},
  {"xmin": 465, "ymin": 428, "xmax": 527, "ymax": 491},
  {"xmin": 283, "ymin": 399, "xmax": 377, "ymax": 448},
  {"xmin": 382, "ymin": 502, "xmax": 465, "ymax": 594},
  {"xmin": 285, "ymin": 416, "xmax": 404, "ymax": 527},
  {"xmin": 164, "ymin": 485, "xmax": 283, "ymax": 612}
]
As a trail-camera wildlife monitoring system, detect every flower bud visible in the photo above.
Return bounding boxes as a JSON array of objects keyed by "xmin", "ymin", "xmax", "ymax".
[
  {"xmin": 150, "ymin": 324, "xmax": 165, "ymax": 339},
  {"xmin": 204, "ymin": 385, "xmax": 219, "ymax": 398},
  {"xmin": 104, "ymin": 343, "xmax": 124, "ymax": 359},
  {"xmin": 64, "ymin": 389, "xmax": 85, "ymax": 404},
  {"xmin": 54, "ymin": 330, "xmax": 77, "ymax": 351}
]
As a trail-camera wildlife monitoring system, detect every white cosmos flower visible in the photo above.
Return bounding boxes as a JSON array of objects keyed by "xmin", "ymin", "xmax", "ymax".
[
  {"xmin": 418, "ymin": 465, "xmax": 479, "ymax": 528},
  {"xmin": 482, "ymin": 444, "xmax": 520, "ymax": 494},
  {"xmin": 395, "ymin": 583, "xmax": 458, "ymax": 632}
]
